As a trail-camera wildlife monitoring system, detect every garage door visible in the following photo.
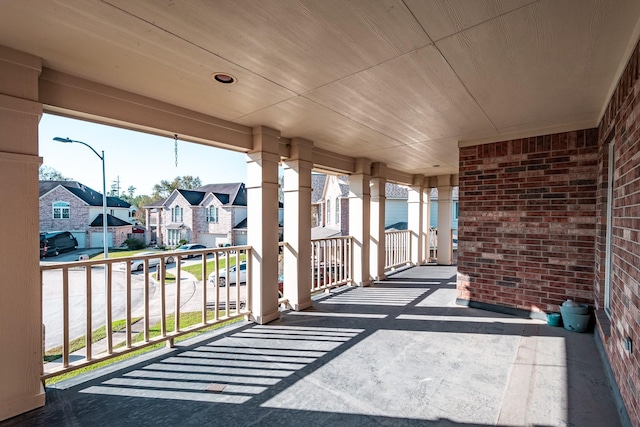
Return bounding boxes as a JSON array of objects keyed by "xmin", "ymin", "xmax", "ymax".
[
  {"xmin": 90, "ymin": 232, "xmax": 113, "ymax": 248},
  {"xmin": 71, "ymin": 232, "xmax": 86, "ymax": 249},
  {"xmin": 199, "ymin": 233, "xmax": 226, "ymax": 248}
]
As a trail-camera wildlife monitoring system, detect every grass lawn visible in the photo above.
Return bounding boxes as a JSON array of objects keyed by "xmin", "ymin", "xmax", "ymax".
[
  {"xmin": 45, "ymin": 311, "xmax": 242, "ymax": 385},
  {"xmin": 43, "ymin": 317, "xmax": 143, "ymax": 362}
]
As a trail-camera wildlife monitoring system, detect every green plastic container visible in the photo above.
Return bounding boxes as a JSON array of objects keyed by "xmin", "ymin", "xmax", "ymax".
[{"xmin": 547, "ymin": 312, "xmax": 562, "ymax": 326}]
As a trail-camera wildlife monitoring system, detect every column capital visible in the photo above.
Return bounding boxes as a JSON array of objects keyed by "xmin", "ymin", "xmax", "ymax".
[
  {"xmin": 371, "ymin": 162, "xmax": 387, "ymax": 178},
  {"xmin": 288, "ymin": 137, "xmax": 314, "ymax": 161}
]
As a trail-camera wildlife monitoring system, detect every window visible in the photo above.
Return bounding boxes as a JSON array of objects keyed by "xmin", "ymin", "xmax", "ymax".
[
  {"xmin": 207, "ymin": 205, "xmax": 219, "ymax": 223},
  {"xmin": 326, "ymin": 199, "xmax": 331, "ymax": 225},
  {"xmin": 454, "ymin": 202, "xmax": 459, "ymax": 219},
  {"xmin": 335, "ymin": 197, "xmax": 340, "ymax": 224},
  {"xmin": 171, "ymin": 205, "xmax": 183, "ymax": 222},
  {"xmin": 52, "ymin": 201, "xmax": 70, "ymax": 219}
]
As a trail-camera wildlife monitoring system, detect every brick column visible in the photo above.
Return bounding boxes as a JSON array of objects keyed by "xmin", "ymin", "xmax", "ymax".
[
  {"xmin": 349, "ymin": 158, "xmax": 371, "ymax": 286},
  {"xmin": 246, "ymin": 126, "xmax": 281, "ymax": 324},
  {"xmin": 370, "ymin": 162, "xmax": 387, "ymax": 280},
  {"xmin": 0, "ymin": 45, "xmax": 45, "ymax": 421},
  {"xmin": 282, "ymin": 138, "xmax": 313, "ymax": 310}
]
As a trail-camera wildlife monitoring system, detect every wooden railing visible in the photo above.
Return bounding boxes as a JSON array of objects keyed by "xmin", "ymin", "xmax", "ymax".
[
  {"xmin": 384, "ymin": 230, "xmax": 411, "ymax": 270},
  {"xmin": 40, "ymin": 246, "xmax": 251, "ymax": 379},
  {"xmin": 310, "ymin": 236, "xmax": 353, "ymax": 292}
]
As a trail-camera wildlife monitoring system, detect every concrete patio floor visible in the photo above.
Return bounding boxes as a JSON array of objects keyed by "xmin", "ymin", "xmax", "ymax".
[{"xmin": 2, "ymin": 266, "xmax": 625, "ymax": 426}]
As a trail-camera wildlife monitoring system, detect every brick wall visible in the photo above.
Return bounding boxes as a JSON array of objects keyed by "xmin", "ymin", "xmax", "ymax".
[
  {"xmin": 457, "ymin": 130, "xmax": 599, "ymax": 313},
  {"xmin": 594, "ymin": 39, "xmax": 640, "ymax": 426},
  {"xmin": 39, "ymin": 186, "xmax": 90, "ymax": 232}
]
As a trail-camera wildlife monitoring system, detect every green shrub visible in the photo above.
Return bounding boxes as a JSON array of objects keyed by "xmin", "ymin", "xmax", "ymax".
[{"xmin": 124, "ymin": 238, "xmax": 145, "ymax": 250}]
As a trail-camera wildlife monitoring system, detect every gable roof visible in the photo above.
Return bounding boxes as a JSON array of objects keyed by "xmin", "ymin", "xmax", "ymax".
[
  {"xmin": 39, "ymin": 181, "xmax": 131, "ymax": 208},
  {"xmin": 196, "ymin": 183, "xmax": 246, "ymax": 206},
  {"xmin": 311, "ymin": 174, "xmax": 327, "ymax": 203},
  {"xmin": 90, "ymin": 213, "xmax": 132, "ymax": 227},
  {"xmin": 144, "ymin": 183, "xmax": 246, "ymax": 208}
]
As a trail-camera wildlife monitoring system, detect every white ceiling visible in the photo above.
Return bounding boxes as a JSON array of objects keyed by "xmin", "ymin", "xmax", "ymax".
[{"xmin": 1, "ymin": 0, "xmax": 639, "ymax": 177}]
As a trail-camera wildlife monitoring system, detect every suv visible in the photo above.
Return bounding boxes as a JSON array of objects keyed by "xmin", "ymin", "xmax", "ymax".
[{"xmin": 40, "ymin": 232, "xmax": 78, "ymax": 258}]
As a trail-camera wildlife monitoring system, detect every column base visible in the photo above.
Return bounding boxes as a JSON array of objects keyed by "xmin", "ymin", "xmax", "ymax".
[
  {"xmin": 249, "ymin": 310, "xmax": 281, "ymax": 325},
  {"xmin": 290, "ymin": 299, "xmax": 313, "ymax": 311},
  {"xmin": 0, "ymin": 386, "xmax": 45, "ymax": 422}
]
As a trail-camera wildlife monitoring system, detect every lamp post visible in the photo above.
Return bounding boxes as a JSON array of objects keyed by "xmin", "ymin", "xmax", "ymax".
[{"xmin": 53, "ymin": 137, "xmax": 108, "ymax": 259}]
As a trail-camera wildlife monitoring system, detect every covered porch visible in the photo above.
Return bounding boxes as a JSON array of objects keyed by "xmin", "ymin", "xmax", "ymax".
[{"xmin": 3, "ymin": 266, "xmax": 621, "ymax": 426}]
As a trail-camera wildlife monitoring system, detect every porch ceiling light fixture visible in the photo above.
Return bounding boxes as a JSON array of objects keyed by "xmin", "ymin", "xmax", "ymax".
[{"xmin": 211, "ymin": 72, "xmax": 237, "ymax": 84}]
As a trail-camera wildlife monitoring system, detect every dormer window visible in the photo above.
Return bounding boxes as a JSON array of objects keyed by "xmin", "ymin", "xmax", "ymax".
[{"xmin": 52, "ymin": 201, "xmax": 70, "ymax": 219}]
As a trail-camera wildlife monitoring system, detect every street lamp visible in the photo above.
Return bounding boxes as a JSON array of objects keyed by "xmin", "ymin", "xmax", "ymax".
[{"xmin": 53, "ymin": 137, "xmax": 108, "ymax": 259}]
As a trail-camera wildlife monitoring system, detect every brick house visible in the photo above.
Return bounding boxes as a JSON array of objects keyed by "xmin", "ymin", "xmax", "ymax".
[
  {"xmin": 145, "ymin": 183, "xmax": 247, "ymax": 247},
  {"xmin": 39, "ymin": 181, "xmax": 135, "ymax": 248}
]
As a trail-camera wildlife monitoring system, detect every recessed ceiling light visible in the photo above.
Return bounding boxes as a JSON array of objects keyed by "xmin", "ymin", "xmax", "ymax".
[
  {"xmin": 433, "ymin": 165, "xmax": 440, "ymax": 168},
  {"xmin": 211, "ymin": 72, "xmax": 237, "ymax": 84}
]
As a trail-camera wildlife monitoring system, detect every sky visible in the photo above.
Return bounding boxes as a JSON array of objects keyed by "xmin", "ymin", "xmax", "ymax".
[{"xmin": 38, "ymin": 114, "xmax": 248, "ymax": 196}]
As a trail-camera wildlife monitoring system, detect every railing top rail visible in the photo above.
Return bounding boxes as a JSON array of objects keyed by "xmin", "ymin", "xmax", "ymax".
[
  {"xmin": 384, "ymin": 230, "xmax": 410, "ymax": 235},
  {"xmin": 311, "ymin": 235, "xmax": 352, "ymax": 243},
  {"xmin": 39, "ymin": 245, "xmax": 251, "ymax": 271}
]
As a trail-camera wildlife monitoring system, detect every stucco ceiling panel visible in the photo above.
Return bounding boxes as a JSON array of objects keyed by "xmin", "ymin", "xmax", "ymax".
[
  {"xmin": 405, "ymin": 0, "xmax": 537, "ymax": 41},
  {"xmin": 0, "ymin": 0, "xmax": 296, "ymax": 120},
  {"xmin": 436, "ymin": 0, "xmax": 640, "ymax": 134},
  {"xmin": 105, "ymin": 0, "xmax": 432, "ymax": 94},
  {"xmin": 362, "ymin": 140, "xmax": 459, "ymax": 177},
  {"xmin": 236, "ymin": 96, "xmax": 403, "ymax": 155},
  {"xmin": 305, "ymin": 45, "xmax": 496, "ymax": 143}
]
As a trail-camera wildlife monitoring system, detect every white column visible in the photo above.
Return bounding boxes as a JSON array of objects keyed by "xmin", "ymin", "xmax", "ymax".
[
  {"xmin": 246, "ymin": 126, "xmax": 281, "ymax": 324},
  {"xmin": 422, "ymin": 186, "xmax": 431, "ymax": 263},
  {"xmin": 145, "ymin": 209, "xmax": 151, "ymax": 245},
  {"xmin": 370, "ymin": 162, "xmax": 386, "ymax": 281},
  {"xmin": 0, "ymin": 45, "xmax": 45, "ymax": 421},
  {"xmin": 349, "ymin": 158, "xmax": 371, "ymax": 286},
  {"xmin": 437, "ymin": 174, "xmax": 454, "ymax": 265},
  {"xmin": 282, "ymin": 138, "xmax": 313, "ymax": 310},
  {"xmin": 408, "ymin": 175, "xmax": 425, "ymax": 265}
]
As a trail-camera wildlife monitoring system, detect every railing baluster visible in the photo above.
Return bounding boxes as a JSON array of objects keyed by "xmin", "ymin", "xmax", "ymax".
[
  {"xmin": 85, "ymin": 264, "xmax": 92, "ymax": 361},
  {"xmin": 62, "ymin": 267, "xmax": 69, "ymax": 368},
  {"xmin": 159, "ymin": 260, "xmax": 166, "ymax": 337},
  {"xmin": 175, "ymin": 255, "xmax": 181, "ymax": 334},
  {"xmin": 144, "ymin": 260, "xmax": 150, "ymax": 342},
  {"xmin": 106, "ymin": 263, "xmax": 113, "ymax": 354},
  {"xmin": 214, "ymin": 252, "xmax": 219, "ymax": 321},
  {"xmin": 125, "ymin": 261, "xmax": 132, "ymax": 349},
  {"xmin": 202, "ymin": 253, "xmax": 207, "ymax": 323}
]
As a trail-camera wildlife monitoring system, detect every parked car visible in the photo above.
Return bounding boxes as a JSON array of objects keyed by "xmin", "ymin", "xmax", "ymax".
[
  {"xmin": 175, "ymin": 243, "xmax": 207, "ymax": 258},
  {"xmin": 208, "ymin": 261, "xmax": 247, "ymax": 287},
  {"xmin": 40, "ymin": 232, "xmax": 78, "ymax": 258},
  {"xmin": 130, "ymin": 251, "xmax": 175, "ymax": 271}
]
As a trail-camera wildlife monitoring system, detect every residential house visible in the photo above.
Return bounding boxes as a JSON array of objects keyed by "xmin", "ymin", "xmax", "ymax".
[
  {"xmin": 145, "ymin": 183, "xmax": 247, "ymax": 247},
  {"xmin": 39, "ymin": 181, "xmax": 135, "ymax": 248}
]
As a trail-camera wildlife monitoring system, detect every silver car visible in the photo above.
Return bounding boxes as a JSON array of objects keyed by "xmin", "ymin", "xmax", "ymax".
[{"xmin": 130, "ymin": 252, "xmax": 175, "ymax": 271}]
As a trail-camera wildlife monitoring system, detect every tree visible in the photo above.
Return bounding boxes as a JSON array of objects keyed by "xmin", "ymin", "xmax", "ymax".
[
  {"xmin": 152, "ymin": 175, "xmax": 202, "ymax": 200},
  {"xmin": 39, "ymin": 165, "xmax": 72, "ymax": 181}
]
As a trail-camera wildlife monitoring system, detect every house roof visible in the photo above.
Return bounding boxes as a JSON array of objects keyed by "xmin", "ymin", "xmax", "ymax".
[
  {"xmin": 234, "ymin": 217, "xmax": 283, "ymax": 229},
  {"xmin": 145, "ymin": 183, "xmax": 246, "ymax": 208},
  {"xmin": 386, "ymin": 183, "xmax": 408, "ymax": 199},
  {"xmin": 39, "ymin": 181, "xmax": 131, "ymax": 208},
  {"xmin": 90, "ymin": 213, "xmax": 132, "ymax": 227},
  {"xmin": 311, "ymin": 174, "xmax": 327, "ymax": 203},
  {"xmin": 196, "ymin": 183, "xmax": 246, "ymax": 206}
]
